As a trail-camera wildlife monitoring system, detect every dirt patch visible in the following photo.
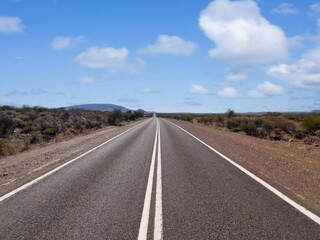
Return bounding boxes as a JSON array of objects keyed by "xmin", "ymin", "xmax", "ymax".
[
  {"xmin": 168, "ymin": 119, "xmax": 320, "ymax": 216},
  {"xmin": 0, "ymin": 119, "xmax": 145, "ymax": 197}
]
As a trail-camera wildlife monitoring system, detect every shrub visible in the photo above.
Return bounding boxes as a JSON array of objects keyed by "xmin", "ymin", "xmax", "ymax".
[
  {"xmin": 227, "ymin": 118, "xmax": 241, "ymax": 130},
  {"xmin": 240, "ymin": 120, "xmax": 259, "ymax": 137},
  {"xmin": 253, "ymin": 118, "xmax": 263, "ymax": 127},
  {"xmin": 42, "ymin": 127, "xmax": 57, "ymax": 136},
  {"xmin": 214, "ymin": 115, "xmax": 224, "ymax": 126},
  {"xmin": 225, "ymin": 109, "xmax": 235, "ymax": 119},
  {"xmin": 0, "ymin": 115, "xmax": 16, "ymax": 137},
  {"xmin": 108, "ymin": 109, "xmax": 123, "ymax": 125},
  {"xmin": 0, "ymin": 139, "xmax": 15, "ymax": 156},
  {"xmin": 301, "ymin": 117, "xmax": 320, "ymax": 134},
  {"xmin": 261, "ymin": 120, "xmax": 274, "ymax": 133}
]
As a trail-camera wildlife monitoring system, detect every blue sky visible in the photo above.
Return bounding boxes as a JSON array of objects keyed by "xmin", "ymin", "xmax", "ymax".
[{"xmin": 1, "ymin": 0, "xmax": 320, "ymax": 113}]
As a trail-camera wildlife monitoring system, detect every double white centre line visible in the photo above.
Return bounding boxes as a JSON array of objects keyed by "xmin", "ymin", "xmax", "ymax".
[{"xmin": 138, "ymin": 118, "xmax": 163, "ymax": 240}]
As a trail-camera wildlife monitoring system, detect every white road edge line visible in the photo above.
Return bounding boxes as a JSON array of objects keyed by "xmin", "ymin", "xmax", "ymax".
[
  {"xmin": 138, "ymin": 118, "xmax": 158, "ymax": 240},
  {"xmin": 168, "ymin": 120, "xmax": 320, "ymax": 226},
  {"xmin": 0, "ymin": 119, "xmax": 150, "ymax": 203},
  {"xmin": 154, "ymin": 119, "xmax": 163, "ymax": 240}
]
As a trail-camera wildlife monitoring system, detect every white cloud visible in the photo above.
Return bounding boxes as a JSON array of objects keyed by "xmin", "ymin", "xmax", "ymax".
[
  {"xmin": 75, "ymin": 47, "xmax": 145, "ymax": 73},
  {"xmin": 199, "ymin": 0, "xmax": 288, "ymax": 65},
  {"xmin": 51, "ymin": 36, "xmax": 86, "ymax": 50},
  {"xmin": 76, "ymin": 76, "xmax": 95, "ymax": 84},
  {"xmin": 247, "ymin": 90, "xmax": 265, "ymax": 98},
  {"xmin": 226, "ymin": 72, "xmax": 247, "ymax": 82},
  {"xmin": 137, "ymin": 35, "xmax": 197, "ymax": 56},
  {"xmin": 258, "ymin": 81, "xmax": 285, "ymax": 95},
  {"xmin": 0, "ymin": 16, "xmax": 24, "ymax": 34},
  {"xmin": 217, "ymin": 87, "xmax": 241, "ymax": 98},
  {"xmin": 0, "ymin": 97, "xmax": 12, "ymax": 104},
  {"xmin": 273, "ymin": 3, "xmax": 298, "ymax": 15},
  {"xmin": 268, "ymin": 48, "xmax": 320, "ymax": 88},
  {"xmin": 309, "ymin": 4, "xmax": 320, "ymax": 17},
  {"xmin": 189, "ymin": 84, "xmax": 210, "ymax": 95},
  {"xmin": 247, "ymin": 81, "xmax": 285, "ymax": 98}
]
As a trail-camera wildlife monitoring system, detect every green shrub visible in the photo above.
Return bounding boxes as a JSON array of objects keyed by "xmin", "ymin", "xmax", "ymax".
[
  {"xmin": 227, "ymin": 118, "xmax": 241, "ymax": 130},
  {"xmin": 253, "ymin": 118, "xmax": 263, "ymax": 127},
  {"xmin": 301, "ymin": 117, "xmax": 320, "ymax": 134},
  {"xmin": 42, "ymin": 127, "xmax": 57, "ymax": 136},
  {"xmin": 225, "ymin": 109, "xmax": 235, "ymax": 119},
  {"xmin": 108, "ymin": 109, "xmax": 123, "ymax": 125},
  {"xmin": 240, "ymin": 120, "xmax": 258, "ymax": 137},
  {"xmin": 214, "ymin": 115, "xmax": 224, "ymax": 126},
  {"xmin": 0, "ymin": 115, "xmax": 16, "ymax": 137},
  {"xmin": 261, "ymin": 120, "xmax": 274, "ymax": 133}
]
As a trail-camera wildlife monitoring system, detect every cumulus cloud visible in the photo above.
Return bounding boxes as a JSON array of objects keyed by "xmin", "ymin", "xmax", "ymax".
[
  {"xmin": 273, "ymin": 3, "xmax": 298, "ymax": 15},
  {"xmin": 0, "ymin": 16, "xmax": 24, "ymax": 34},
  {"xmin": 75, "ymin": 47, "xmax": 145, "ymax": 72},
  {"xmin": 137, "ymin": 35, "xmax": 197, "ymax": 56},
  {"xmin": 247, "ymin": 81, "xmax": 285, "ymax": 98},
  {"xmin": 76, "ymin": 76, "xmax": 95, "ymax": 84},
  {"xmin": 189, "ymin": 84, "xmax": 210, "ymax": 95},
  {"xmin": 247, "ymin": 90, "xmax": 265, "ymax": 98},
  {"xmin": 226, "ymin": 72, "xmax": 247, "ymax": 82},
  {"xmin": 268, "ymin": 48, "xmax": 320, "ymax": 88},
  {"xmin": 199, "ymin": 0, "xmax": 288, "ymax": 65},
  {"xmin": 51, "ymin": 36, "xmax": 86, "ymax": 50},
  {"xmin": 258, "ymin": 81, "xmax": 285, "ymax": 95},
  {"xmin": 217, "ymin": 87, "xmax": 241, "ymax": 98}
]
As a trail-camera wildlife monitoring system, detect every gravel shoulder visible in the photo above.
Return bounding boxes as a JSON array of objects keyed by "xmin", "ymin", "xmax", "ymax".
[
  {"xmin": 0, "ymin": 119, "xmax": 145, "ymax": 197},
  {"xmin": 168, "ymin": 119, "xmax": 320, "ymax": 216}
]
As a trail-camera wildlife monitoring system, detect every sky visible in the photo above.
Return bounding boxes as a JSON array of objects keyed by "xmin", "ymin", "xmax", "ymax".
[{"xmin": 0, "ymin": 0, "xmax": 320, "ymax": 113}]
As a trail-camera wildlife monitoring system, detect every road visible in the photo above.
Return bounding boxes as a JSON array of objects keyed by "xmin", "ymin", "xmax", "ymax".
[{"xmin": 0, "ymin": 117, "xmax": 320, "ymax": 239}]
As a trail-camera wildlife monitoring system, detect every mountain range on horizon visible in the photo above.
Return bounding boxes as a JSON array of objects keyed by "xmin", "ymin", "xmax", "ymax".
[{"xmin": 64, "ymin": 104, "xmax": 132, "ymax": 112}]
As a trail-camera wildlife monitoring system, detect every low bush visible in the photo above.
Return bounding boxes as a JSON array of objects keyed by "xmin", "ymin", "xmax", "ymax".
[
  {"xmin": 227, "ymin": 118, "xmax": 241, "ymax": 131},
  {"xmin": 42, "ymin": 127, "xmax": 57, "ymax": 136},
  {"xmin": 301, "ymin": 117, "xmax": 320, "ymax": 134},
  {"xmin": 0, "ymin": 115, "xmax": 16, "ymax": 137}
]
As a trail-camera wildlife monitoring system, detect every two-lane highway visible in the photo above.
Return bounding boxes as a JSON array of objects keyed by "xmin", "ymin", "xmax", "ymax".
[{"xmin": 0, "ymin": 117, "xmax": 320, "ymax": 239}]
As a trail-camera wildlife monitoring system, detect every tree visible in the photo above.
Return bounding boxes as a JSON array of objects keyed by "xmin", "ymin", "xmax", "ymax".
[{"xmin": 225, "ymin": 109, "xmax": 235, "ymax": 118}]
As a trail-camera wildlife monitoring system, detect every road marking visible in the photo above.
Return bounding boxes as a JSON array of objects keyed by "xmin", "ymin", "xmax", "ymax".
[
  {"xmin": 168, "ymin": 120, "xmax": 320, "ymax": 226},
  {"xmin": 154, "ymin": 120, "xmax": 163, "ymax": 240},
  {"xmin": 138, "ymin": 118, "xmax": 163, "ymax": 240},
  {"xmin": 138, "ymin": 119, "xmax": 158, "ymax": 240},
  {"xmin": 0, "ymin": 119, "xmax": 150, "ymax": 203}
]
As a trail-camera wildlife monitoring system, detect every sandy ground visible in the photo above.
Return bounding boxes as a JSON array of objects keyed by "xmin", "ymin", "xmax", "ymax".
[
  {"xmin": 168, "ymin": 119, "xmax": 320, "ymax": 216},
  {"xmin": 0, "ymin": 119, "xmax": 144, "ymax": 197}
]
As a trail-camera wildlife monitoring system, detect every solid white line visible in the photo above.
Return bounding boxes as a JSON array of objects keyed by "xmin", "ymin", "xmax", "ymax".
[
  {"xmin": 0, "ymin": 119, "xmax": 149, "ymax": 204},
  {"xmin": 168, "ymin": 120, "xmax": 320, "ymax": 226},
  {"xmin": 154, "ymin": 119, "xmax": 163, "ymax": 240},
  {"xmin": 138, "ymin": 119, "xmax": 158, "ymax": 240}
]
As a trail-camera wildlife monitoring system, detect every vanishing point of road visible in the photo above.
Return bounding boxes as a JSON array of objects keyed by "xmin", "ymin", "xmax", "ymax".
[{"xmin": 0, "ymin": 117, "xmax": 320, "ymax": 239}]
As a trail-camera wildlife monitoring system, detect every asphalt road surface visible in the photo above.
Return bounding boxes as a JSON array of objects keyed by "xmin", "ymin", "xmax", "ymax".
[{"xmin": 0, "ymin": 117, "xmax": 320, "ymax": 239}]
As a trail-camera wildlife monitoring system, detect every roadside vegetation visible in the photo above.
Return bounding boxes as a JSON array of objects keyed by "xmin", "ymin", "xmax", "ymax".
[
  {"xmin": 158, "ymin": 110, "xmax": 320, "ymax": 146},
  {"xmin": 0, "ymin": 106, "xmax": 144, "ymax": 157}
]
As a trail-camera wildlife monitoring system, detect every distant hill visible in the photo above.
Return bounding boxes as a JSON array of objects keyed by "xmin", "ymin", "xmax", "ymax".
[{"xmin": 65, "ymin": 104, "xmax": 130, "ymax": 112}]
